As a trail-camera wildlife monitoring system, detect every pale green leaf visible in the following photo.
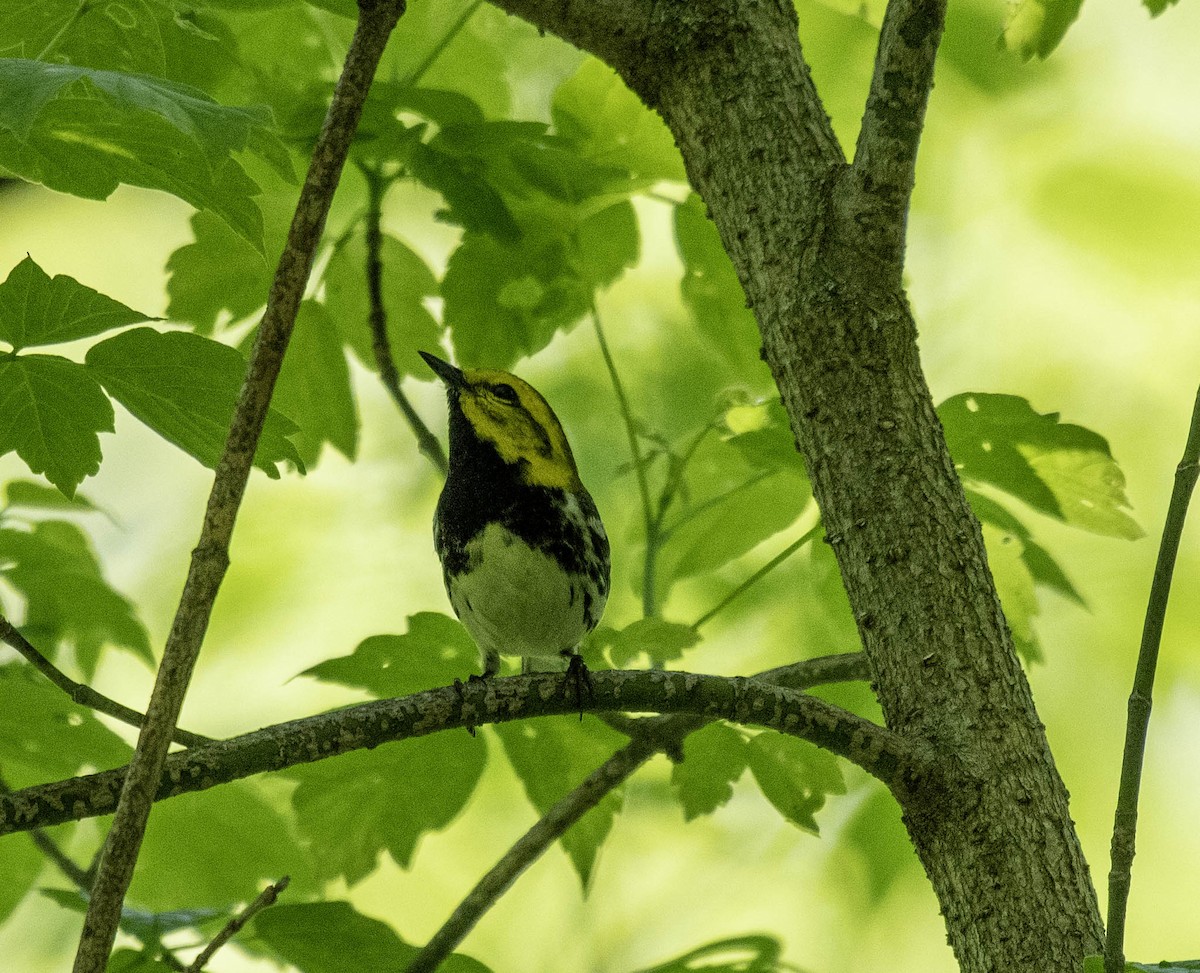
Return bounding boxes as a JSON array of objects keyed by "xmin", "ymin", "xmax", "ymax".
[
  {"xmin": 670, "ymin": 722, "xmax": 748, "ymax": 821},
  {"xmin": 745, "ymin": 733, "xmax": 845, "ymax": 834}
]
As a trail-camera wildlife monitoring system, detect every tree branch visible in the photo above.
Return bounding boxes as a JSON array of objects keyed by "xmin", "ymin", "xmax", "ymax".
[
  {"xmin": 0, "ymin": 614, "xmax": 213, "ymax": 750},
  {"xmin": 402, "ymin": 652, "xmax": 871, "ymax": 973},
  {"xmin": 184, "ymin": 876, "xmax": 290, "ymax": 973},
  {"xmin": 844, "ymin": 0, "xmax": 948, "ymax": 276},
  {"xmin": 3, "ymin": 664, "xmax": 920, "ymax": 837},
  {"xmin": 1105, "ymin": 384, "xmax": 1200, "ymax": 973},
  {"xmin": 70, "ymin": 3, "xmax": 408, "ymax": 970},
  {"xmin": 359, "ymin": 162, "xmax": 448, "ymax": 475}
]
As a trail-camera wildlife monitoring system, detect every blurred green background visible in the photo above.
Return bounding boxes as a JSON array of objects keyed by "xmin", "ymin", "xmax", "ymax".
[{"xmin": 1, "ymin": 0, "xmax": 1199, "ymax": 969}]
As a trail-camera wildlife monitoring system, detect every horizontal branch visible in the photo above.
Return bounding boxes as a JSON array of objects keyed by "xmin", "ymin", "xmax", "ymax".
[{"xmin": 1, "ymin": 665, "xmax": 922, "ymax": 836}]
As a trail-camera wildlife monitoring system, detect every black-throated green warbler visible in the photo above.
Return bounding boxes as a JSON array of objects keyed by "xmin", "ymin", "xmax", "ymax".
[{"xmin": 420, "ymin": 351, "xmax": 610, "ymax": 679}]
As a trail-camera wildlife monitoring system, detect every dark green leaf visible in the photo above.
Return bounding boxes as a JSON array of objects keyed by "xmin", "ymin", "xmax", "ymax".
[
  {"xmin": 939, "ymin": 392, "xmax": 1142, "ymax": 539},
  {"xmin": 0, "ymin": 0, "xmax": 166, "ymax": 76},
  {"xmin": 1002, "ymin": 0, "xmax": 1084, "ymax": 59},
  {"xmin": 592, "ymin": 617, "xmax": 700, "ymax": 668},
  {"xmin": 302, "ymin": 613, "xmax": 479, "ymax": 696},
  {"xmin": 552, "ymin": 58, "xmax": 686, "ymax": 184},
  {"xmin": 290, "ymin": 735, "xmax": 487, "ymax": 884},
  {"xmin": 494, "ymin": 716, "xmax": 627, "ymax": 888},
  {"xmin": 84, "ymin": 327, "xmax": 303, "ymax": 478},
  {"xmin": 745, "ymin": 732, "xmax": 845, "ymax": 834},
  {"xmin": 0, "ymin": 521, "xmax": 152, "ymax": 676},
  {"xmin": 255, "ymin": 901, "xmax": 493, "ymax": 973},
  {"xmin": 442, "ymin": 233, "xmax": 591, "ymax": 369},
  {"xmin": 632, "ymin": 935, "xmax": 786, "ymax": 973},
  {"xmin": 0, "ymin": 256, "xmax": 156, "ymax": 351},
  {"xmin": 322, "ymin": 229, "xmax": 441, "ymax": 377},
  {"xmin": 271, "ymin": 301, "xmax": 358, "ymax": 466},
  {"xmin": 3, "ymin": 479, "xmax": 99, "ymax": 513},
  {"xmin": 573, "ymin": 201, "xmax": 639, "ymax": 288},
  {"xmin": 131, "ymin": 782, "xmax": 317, "ymax": 909},
  {"xmin": 0, "ymin": 355, "xmax": 113, "ymax": 497},
  {"xmin": 0, "ymin": 59, "xmax": 292, "ymax": 249},
  {"xmin": 408, "ymin": 140, "xmax": 522, "ymax": 241},
  {"xmin": 104, "ymin": 948, "xmax": 179, "ymax": 973},
  {"xmin": 0, "ymin": 662, "xmax": 132, "ymax": 781},
  {"xmin": 670, "ymin": 722, "xmax": 748, "ymax": 821}
]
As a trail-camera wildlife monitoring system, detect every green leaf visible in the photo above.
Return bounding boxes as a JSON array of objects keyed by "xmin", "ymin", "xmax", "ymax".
[
  {"xmin": 271, "ymin": 300, "xmax": 358, "ymax": 466},
  {"xmin": 84, "ymin": 327, "xmax": 303, "ymax": 478},
  {"xmin": 670, "ymin": 722, "xmax": 748, "ymax": 821},
  {"xmin": 322, "ymin": 229, "xmax": 442, "ymax": 378},
  {"xmin": 130, "ymin": 781, "xmax": 317, "ymax": 909},
  {"xmin": 0, "ymin": 521, "xmax": 152, "ymax": 676},
  {"xmin": 632, "ymin": 936, "xmax": 786, "ymax": 973},
  {"xmin": 722, "ymin": 399, "xmax": 807, "ymax": 474},
  {"xmin": 493, "ymin": 716, "xmax": 627, "ymax": 888},
  {"xmin": 442, "ymin": 232, "xmax": 591, "ymax": 369},
  {"xmin": 573, "ymin": 201, "xmax": 639, "ymax": 289},
  {"xmin": 0, "ymin": 662, "xmax": 132, "ymax": 781},
  {"xmin": 408, "ymin": 139, "xmax": 522, "ymax": 241},
  {"xmin": 0, "ymin": 256, "xmax": 157, "ymax": 351},
  {"xmin": 165, "ymin": 199, "xmax": 291, "ymax": 334},
  {"xmin": 552, "ymin": 58, "xmax": 687, "ymax": 184},
  {"xmin": 290, "ymin": 735, "xmax": 487, "ymax": 884},
  {"xmin": 745, "ymin": 732, "xmax": 845, "ymax": 834},
  {"xmin": 255, "ymin": 901, "xmax": 493, "ymax": 973},
  {"xmin": 675, "ymin": 193, "xmax": 767, "ymax": 380},
  {"xmin": 592, "ymin": 617, "xmax": 700, "ymax": 668},
  {"xmin": 0, "ymin": 355, "xmax": 113, "ymax": 497},
  {"xmin": 0, "ymin": 0, "xmax": 167, "ymax": 76},
  {"xmin": 939, "ymin": 393, "xmax": 1143, "ymax": 539},
  {"xmin": 0, "ymin": 59, "xmax": 292, "ymax": 249},
  {"xmin": 105, "ymin": 948, "xmax": 182, "ymax": 973},
  {"xmin": 1002, "ymin": 0, "xmax": 1083, "ymax": 59},
  {"xmin": 840, "ymin": 786, "xmax": 918, "ymax": 904},
  {"xmin": 41, "ymin": 887, "xmax": 228, "ymax": 944},
  {"xmin": 3, "ymin": 479, "xmax": 99, "ymax": 513},
  {"xmin": 0, "ymin": 833, "xmax": 43, "ymax": 927},
  {"xmin": 983, "ymin": 519, "xmax": 1042, "ymax": 664},
  {"xmin": 302, "ymin": 613, "xmax": 479, "ymax": 696}
]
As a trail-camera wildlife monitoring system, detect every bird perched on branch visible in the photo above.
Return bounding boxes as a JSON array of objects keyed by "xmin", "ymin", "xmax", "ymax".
[{"xmin": 420, "ymin": 351, "xmax": 610, "ymax": 686}]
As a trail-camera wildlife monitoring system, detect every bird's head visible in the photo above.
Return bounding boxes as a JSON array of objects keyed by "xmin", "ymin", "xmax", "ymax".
[{"xmin": 420, "ymin": 351, "xmax": 582, "ymax": 491}]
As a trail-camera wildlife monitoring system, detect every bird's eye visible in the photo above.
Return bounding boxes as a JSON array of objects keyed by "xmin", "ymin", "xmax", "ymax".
[{"xmin": 491, "ymin": 383, "xmax": 519, "ymax": 404}]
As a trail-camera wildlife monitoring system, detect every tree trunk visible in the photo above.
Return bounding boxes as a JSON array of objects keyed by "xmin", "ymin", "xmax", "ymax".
[{"xmin": 490, "ymin": 0, "xmax": 1107, "ymax": 969}]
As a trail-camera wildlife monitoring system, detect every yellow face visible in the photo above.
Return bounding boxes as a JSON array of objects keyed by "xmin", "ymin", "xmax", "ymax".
[{"xmin": 458, "ymin": 368, "xmax": 582, "ymax": 491}]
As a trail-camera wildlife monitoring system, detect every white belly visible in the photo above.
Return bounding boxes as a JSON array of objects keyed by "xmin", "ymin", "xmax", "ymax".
[{"xmin": 447, "ymin": 523, "xmax": 598, "ymax": 659}]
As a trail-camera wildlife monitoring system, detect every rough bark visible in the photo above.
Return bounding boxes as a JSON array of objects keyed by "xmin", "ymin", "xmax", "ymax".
[{"xmin": 487, "ymin": 0, "xmax": 1105, "ymax": 970}]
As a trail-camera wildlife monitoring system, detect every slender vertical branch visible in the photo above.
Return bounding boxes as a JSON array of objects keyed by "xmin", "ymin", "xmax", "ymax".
[
  {"xmin": 846, "ymin": 0, "xmax": 948, "ymax": 276},
  {"xmin": 70, "ymin": 4, "xmax": 408, "ymax": 971},
  {"xmin": 592, "ymin": 302, "xmax": 657, "ymax": 616},
  {"xmin": 1105, "ymin": 384, "xmax": 1200, "ymax": 973},
  {"xmin": 360, "ymin": 162, "xmax": 448, "ymax": 474},
  {"xmin": 0, "ymin": 614, "xmax": 213, "ymax": 749}
]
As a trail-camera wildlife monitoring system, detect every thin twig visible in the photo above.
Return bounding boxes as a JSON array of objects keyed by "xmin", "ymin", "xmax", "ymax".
[
  {"xmin": 1104, "ymin": 384, "xmax": 1200, "ymax": 973},
  {"xmin": 692, "ymin": 524, "xmax": 820, "ymax": 630},
  {"xmin": 0, "ymin": 614, "xmax": 213, "ymax": 749},
  {"xmin": 402, "ymin": 652, "xmax": 871, "ymax": 973},
  {"xmin": 848, "ymin": 0, "xmax": 948, "ymax": 276},
  {"xmin": 70, "ymin": 4, "xmax": 409, "ymax": 971},
  {"xmin": 4, "ymin": 660, "xmax": 910, "ymax": 838},
  {"xmin": 184, "ymin": 876, "xmax": 290, "ymax": 973},
  {"xmin": 359, "ymin": 161, "xmax": 448, "ymax": 475},
  {"xmin": 592, "ymin": 303, "xmax": 657, "ymax": 615}
]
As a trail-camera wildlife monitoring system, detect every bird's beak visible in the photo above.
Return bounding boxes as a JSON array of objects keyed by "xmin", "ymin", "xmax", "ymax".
[{"xmin": 419, "ymin": 351, "xmax": 466, "ymax": 389}]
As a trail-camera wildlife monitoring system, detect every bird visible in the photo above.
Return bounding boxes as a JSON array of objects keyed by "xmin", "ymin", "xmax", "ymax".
[{"xmin": 420, "ymin": 351, "xmax": 610, "ymax": 686}]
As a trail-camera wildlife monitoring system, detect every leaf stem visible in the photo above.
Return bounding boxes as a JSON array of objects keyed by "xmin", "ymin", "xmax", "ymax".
[
  {"xmin": 69, "ymin": 4, "xmax": 409, "ymax": 970},
  {"xmin": 591, "ymin": 302, "xmax": 657, "ymax": 616},
  {"xmin": 0, "ymin": 613, "xmax": 213, "ymax": 749},
  {"xmin": 404, "ymin": 0, "xmax": 484, "ymax": 86},
  {"xmin": 1105, "ymin": 384, "xmax": 1200, "ymax": 973},
  {"xmin": 692, "ymin": 523, "xmax": 820, "ymax": 630},
  {"xmin": 359, "ymin": 162, "xmax": 448, "ymax": 475}
]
